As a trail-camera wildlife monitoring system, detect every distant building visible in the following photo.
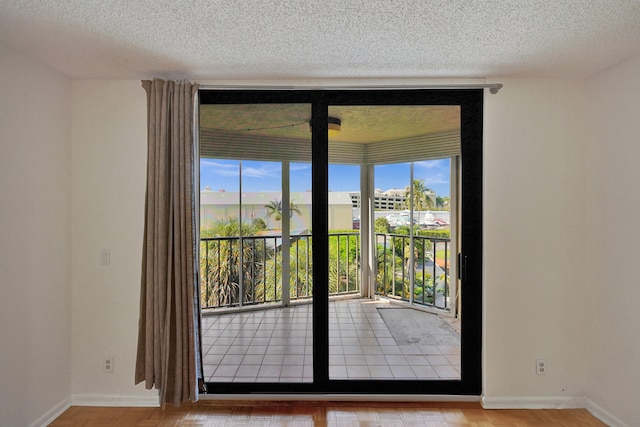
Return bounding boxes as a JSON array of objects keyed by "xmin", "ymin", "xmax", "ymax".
[
  {"xmin": 200, "ymin": 189, "xmax": 354, "ymax": 231},
  {"xmin": 201, "ymin": 188, "xmax": 443, "ymax": 233},
  {"xmin": 350, "ymin": 189, "xmax": 404, "ymax": 210},
  {"xmin": 349, "ymin": 188, "xmax": 436, "ymax": 210}
]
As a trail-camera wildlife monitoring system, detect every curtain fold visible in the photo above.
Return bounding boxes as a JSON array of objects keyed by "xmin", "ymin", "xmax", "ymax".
[{"xmin": 136, "ymin": 78, "xmax": 201, "ymax": 408}]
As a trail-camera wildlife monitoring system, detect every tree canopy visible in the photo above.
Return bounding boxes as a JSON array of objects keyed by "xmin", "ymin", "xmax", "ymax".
[
  {"xmin": 265, "ymin": 199, "xmax": 302, "ymax": 228},
  {"xmin": 404, "ymin": 179, "xmax": 434, "ymax": 211}
]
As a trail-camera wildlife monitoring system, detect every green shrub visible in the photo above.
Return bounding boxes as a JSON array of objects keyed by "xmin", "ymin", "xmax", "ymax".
[
  {"xmin": 417, "ymin": 229, "xmax": 450, "ymax": 239},
  {"xmin": 374, "ymin": 217, "xmax": 391, "ymax": 233}
]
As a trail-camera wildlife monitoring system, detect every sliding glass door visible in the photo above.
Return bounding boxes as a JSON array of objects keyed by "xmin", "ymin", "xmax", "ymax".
[{"xmin": 198, "ymin": 89, "xmax": 482, "ymax": 395}]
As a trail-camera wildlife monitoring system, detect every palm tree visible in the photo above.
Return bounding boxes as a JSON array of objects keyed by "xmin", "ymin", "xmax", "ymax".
[
  {"xmin": 200, "ymin": 218, "xmax": 265, "ymax": 308},
  {"xmin": 264, "ymin": 199, "xmax": 302, "ymax": 229},
  {"xmin": 404, "ymin": 179, "xmax": 434, "ymax": 211},
  {"xmin": 264, "ymin": 200, "xmax": 283, "ymax": 228}
]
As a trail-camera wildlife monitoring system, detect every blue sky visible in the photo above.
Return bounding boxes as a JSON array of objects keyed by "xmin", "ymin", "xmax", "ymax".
[{"xmin": 200, "ymin": 158, "xmax": 450, "ymax": 197}]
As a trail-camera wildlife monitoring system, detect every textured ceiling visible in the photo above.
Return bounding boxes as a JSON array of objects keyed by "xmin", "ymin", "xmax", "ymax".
[
  {"xmin": 200, "ymin": 104, "xmax": 460, "ymax": 143},
  {"xmin": 1, "ymin": 1, "xmax": 640, "ymax": 80}
]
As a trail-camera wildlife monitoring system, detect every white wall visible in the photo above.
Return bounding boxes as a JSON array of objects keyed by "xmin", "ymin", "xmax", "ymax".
[
  {"xmin": 483, "ymin": 79, "xmax": 589, "ymax": 403},
  {"xmin": 0, "ymin": 43, "xmax": 72, "ymax": 426},
  {"xmin": 70, "ymin": 81, "xmax": 155, "ymax": 403},
  {"xmin": 584, "ymin": 53, "xmax": 640, "ymax": 427}
]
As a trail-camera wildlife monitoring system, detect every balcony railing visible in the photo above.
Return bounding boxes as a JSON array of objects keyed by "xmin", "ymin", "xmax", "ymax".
[
  {"xmin": 374, "ymin": 233, "xmax": 451, "ymax": 310},
  {"xmin": 200, "ymin": 232, "xmax": 450, "ymax": 311},
  {"xmin": 200, "ymin": 232, "xmax": 360, "ymax": 310}
]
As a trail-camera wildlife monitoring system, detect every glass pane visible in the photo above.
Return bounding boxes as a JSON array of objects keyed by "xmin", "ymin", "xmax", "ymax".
[
  {"xmin": 374, "ymin": 162, "xmax": 411, "ymax": 300},
  {"xmin": 327, "ymin": 164, "xmax": 361, "ymax": 295},
  {"xmin": 200, "ymin": 159, "xmax": 241, "ymax": 308},
  {"xmin": 290, "ymin": 162, "xmax": 313, "ymax": 303},
  {"xmin": 199, "ymin": 103, "xmax": 312, "ymax": 383},
  {"xmin": 327, "ymin": 163, "xmax": 362, "ymax": 380},
  {"xmin": 328, "ymin": 105, "xmax": 460, "ymax": 381}
]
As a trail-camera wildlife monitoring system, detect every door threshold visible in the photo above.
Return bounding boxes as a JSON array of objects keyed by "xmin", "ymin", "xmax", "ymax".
[{"xmin": 199, "ymin": 394, "xmax": 480, "ymax": 402}]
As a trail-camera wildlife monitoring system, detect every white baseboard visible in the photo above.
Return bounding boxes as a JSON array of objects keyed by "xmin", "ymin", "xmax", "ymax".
[
  {"xmin": 482, "ymin": 396, "xmax": 633, "ymax": 427},
  {"xmin": 71, "ymin": 393, "xmax": 160, "ymax": 407},
  {"xmin": 29, "ymin": 397, "xmax": 71, "ymax": 427},
  {"xmin": 481, "ymin": 395, "xmax": 587, "ymax": 409},
  {"xmin": 585, "ymin": 399, "xmax": 630, "ymax": 427}
]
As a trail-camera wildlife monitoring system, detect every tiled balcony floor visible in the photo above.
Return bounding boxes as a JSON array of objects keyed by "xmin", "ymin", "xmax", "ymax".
[{"xmin": 201, "ymin": 298, "xmax": 460, "ymax": 383}]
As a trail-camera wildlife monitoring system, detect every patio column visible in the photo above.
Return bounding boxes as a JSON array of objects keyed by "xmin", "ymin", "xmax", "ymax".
[
  {"xmin": 449, "ymin": 156, "xmax": 460, "ymax": 315},
  {"xmin": 409, "ymin": 163, "xmax": 415, "ymax": 304},
  {"xmin": 362, "ymin": 163, "xmax": 378, "ymax": 299},
  {"xmin": 281, "ymin": 161, "xmax": 291, "ymax": 306}
]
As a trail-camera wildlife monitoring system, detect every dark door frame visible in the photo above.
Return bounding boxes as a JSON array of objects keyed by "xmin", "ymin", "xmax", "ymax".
[{"xmin": 199, "ymin": 88, "xmax": 483, "ymax": 395}]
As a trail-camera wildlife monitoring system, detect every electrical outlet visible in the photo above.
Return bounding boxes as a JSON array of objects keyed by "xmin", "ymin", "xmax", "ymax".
[
  {"xmin": 536, "ymin": 359, "xmax": 546, "ymax": 375},
  {"xmin": 104, "ymin": 357, "xmax": 114, "ymax": 373}
]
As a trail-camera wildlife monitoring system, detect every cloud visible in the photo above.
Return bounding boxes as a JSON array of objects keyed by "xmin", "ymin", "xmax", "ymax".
[
  {"xmin": 200, "ymin": 160, "xmax": 239, "ymax": 177},
  {"xmin": 290, "ymin": 163, "xmax": 311, "ymax": 171},
  {"xmin": 422, "ymin": 174, "xmax": 449, "ymax": 186},
  {"xmin": 415, "ymin": 159, "xmax": 449, "ymax": 169},
  {"xmin": 200, "ymin": 160, "xmax": 282, "ymax": 179},
  {"xmin": 242, "ymin": 164, "xmax": 281, "ymax": 179}
]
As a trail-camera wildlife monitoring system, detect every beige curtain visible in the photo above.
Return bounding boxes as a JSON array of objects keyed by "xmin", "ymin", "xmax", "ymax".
[{"xmin": 135, "ymin": 78, "xmax": 201, "ymax": 408}]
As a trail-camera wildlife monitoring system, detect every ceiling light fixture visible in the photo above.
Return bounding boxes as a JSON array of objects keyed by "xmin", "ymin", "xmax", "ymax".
[
  {"xmin": 309, "ymin": 116, "xmax": 342, "ymax": 132},
  {"xmin": 328, "ymin": 116, "xmax": 341, "ymax": 132}
]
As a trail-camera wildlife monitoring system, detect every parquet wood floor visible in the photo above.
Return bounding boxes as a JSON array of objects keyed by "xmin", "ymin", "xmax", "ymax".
[{"xmin": 49, "ymin": 401, "xmax": 607, "ymax": 426}]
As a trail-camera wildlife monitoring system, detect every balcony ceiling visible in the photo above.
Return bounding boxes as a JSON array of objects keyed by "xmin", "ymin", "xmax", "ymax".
[
  {"xmin": 1, "ymin": 1, "xmax": 640, "ymax": 80},
  {"xmin": 200, "ymin": 104, "xmax": 461, "ymax": 144}
]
